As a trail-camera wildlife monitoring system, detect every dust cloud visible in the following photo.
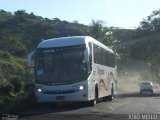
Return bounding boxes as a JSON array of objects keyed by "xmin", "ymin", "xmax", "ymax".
[
  {"xmin": 117, "ymin": 70, "xmax": 155, "ymax": 94},
  {"xmin": 117, "ymin": 73, "xmax": 142, "ymax": 94},
  {"xmin": 117, "ymin": 60, "xmax": 159, "ymax": 94}
]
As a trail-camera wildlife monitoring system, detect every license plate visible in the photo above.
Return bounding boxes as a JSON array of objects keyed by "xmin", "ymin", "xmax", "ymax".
[{"xmin": 56, "ymin": 96, "xmax": 65, "ymax": 100}]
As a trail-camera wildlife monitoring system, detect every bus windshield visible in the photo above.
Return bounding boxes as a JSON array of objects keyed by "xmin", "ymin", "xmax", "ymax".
[{"xmin": 35, "ymin": 45, "xmax": 87, "ymax": 85}]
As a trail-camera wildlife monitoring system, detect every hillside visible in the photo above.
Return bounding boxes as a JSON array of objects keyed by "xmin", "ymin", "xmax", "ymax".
[{"xmin": 0, "ymin": 10, "xmax": 89, "ymax": 56}]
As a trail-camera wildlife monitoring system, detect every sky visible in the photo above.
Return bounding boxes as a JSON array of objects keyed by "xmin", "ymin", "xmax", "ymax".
[{"xmin": 0, "ymin": 0, "xmax": 160, "ymax": 29}]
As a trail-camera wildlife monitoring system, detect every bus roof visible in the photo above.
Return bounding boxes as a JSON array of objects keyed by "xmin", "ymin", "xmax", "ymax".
[
  {"xmin": 37, "ymin": 36, "xmax": 114, "ymax": 53},
  {"xmin": 37, "ymin": 36, "xmax": 88, "ymax": 48}
]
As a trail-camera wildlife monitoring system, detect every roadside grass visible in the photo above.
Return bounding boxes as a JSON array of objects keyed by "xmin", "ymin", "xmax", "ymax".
[
  {"xmin": 0, "ymin": 84, "xmax": 37, "ymax": 114},
  {"xmin": 0, "ymin": 50, "xmax": 35, "ymax": 113}
]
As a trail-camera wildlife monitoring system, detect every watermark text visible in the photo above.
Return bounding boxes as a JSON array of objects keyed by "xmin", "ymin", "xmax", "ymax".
[
  {"xmin": 128, "ymin": 114, "xmax": 158, "ymax": 120},
  {"xmin": 2, "ymin": 114, "xmax": 18, "ymax": 120}
]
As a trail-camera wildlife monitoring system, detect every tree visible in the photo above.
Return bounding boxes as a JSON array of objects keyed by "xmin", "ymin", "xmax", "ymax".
[
  {"xmin": 89, "ymin": 20, "xmax": 117, "ymax": 48},
  {"xmin": 136, "ymin": 9, "xmax": 160, "ymax": 37},
  {"xmin": 89, "ymin": 20, "xmax": 106, "ymax": 42}
]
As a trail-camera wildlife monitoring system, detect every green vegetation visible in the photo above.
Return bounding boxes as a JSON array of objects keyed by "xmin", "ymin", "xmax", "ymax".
[
  {"xmin": 0, "ymin": 8, "xmax": 160, "ymax": 111},
  {"xmin": 0, "ymin": 50, "xmax": 26, "ymax": 105}
]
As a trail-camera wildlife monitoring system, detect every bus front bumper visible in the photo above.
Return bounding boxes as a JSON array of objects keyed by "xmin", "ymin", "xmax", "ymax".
[{"xmin": 35, "ymin": 90, "xmax": 88, "ymax": 103}]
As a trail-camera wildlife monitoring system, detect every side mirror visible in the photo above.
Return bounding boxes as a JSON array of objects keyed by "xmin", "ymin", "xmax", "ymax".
[{"xmin": 27, "ymin": 51, "xmax": 35, "ymax": 68}]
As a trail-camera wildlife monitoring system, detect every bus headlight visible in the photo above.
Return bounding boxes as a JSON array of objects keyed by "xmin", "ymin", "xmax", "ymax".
[
  {"xmin": 36, "ymin": 86, "xmax": 43, "ymax": 93},
  {"xmin": 79, "ymin": 85, "xmax": 84, "ymax": 90},
  {"xmin": 37, "ymin": 88, "xmax": 42, "ymax": 92}
]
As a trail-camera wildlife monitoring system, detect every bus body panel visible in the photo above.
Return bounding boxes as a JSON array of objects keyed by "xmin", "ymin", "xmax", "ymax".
[{"xmin": 89, "ymin": 63, "xmax": 117, "ymax": 99}]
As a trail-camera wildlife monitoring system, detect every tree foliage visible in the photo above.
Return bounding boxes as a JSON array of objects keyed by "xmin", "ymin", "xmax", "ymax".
[
  {"xmin": 89, "ymin": 20, "xmax": 115, "ymax": 46},
  {"xmin": 130, "ymin": 9, "xmax": 160, "ymax": 80},
  {"xmin": 136, "ymin": 9, "xmax": 160, "ymax": 37}
]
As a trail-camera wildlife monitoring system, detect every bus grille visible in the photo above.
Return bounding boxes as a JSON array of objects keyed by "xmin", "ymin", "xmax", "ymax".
[{"xmin": 43, "ymin": 90, "xmax": 77, "ymax": 94}]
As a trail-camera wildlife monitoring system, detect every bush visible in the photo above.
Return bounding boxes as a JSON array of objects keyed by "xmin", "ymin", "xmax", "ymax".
[
  {"xmin": 0, "ymin": 79, "xmax": 14, "ymax": 95},
  {"xmin": 0, "ymin": 50, "xmax": 11, "ymax": 59},
  {"xmin": 9, "ymin": 76, "xmax": 22, "ymax": 93}
]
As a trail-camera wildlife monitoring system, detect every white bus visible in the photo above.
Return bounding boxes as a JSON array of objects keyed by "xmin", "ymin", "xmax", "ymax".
[{"xmin": 27, "ymin": 36, "xmax": 117, "ymax": 106}]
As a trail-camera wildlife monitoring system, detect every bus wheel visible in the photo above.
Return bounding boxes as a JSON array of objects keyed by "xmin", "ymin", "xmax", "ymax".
[
  {"xmin": 89, "ymin": 86, "xmax": 98, "ymax": 106},
  {"xmin": 89, "ymin": 99, "xmax": 96, "ymax": 106},
  {"xmin": 108, "ymin": 87, "xmax": 114, "ymax": 101}
]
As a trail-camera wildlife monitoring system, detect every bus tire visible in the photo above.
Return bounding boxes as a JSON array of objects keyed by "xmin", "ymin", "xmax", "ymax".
[
  {"xmin": 89, "ymin": 98, "xmax": 97, "ymax": 106},
  {"xmin": 89, "ymin": 86, "xmax": 98, "ymax": 106},
  {"xmin": 108, "ymin": 86, "xmax": 114, "ymax": 101},
  {"xmin": 108, "ymin": 95, "xmax": 113, "ymax": 101}
]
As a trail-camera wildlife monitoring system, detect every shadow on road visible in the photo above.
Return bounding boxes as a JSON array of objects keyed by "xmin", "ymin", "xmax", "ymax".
[{"xmin": 7, "ymin": 102, "xmax": 93, "ymax": 118}]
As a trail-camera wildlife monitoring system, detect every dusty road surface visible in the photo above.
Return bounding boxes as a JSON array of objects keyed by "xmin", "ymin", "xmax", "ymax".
[{"xmin": 6, "ymin": 90, "xmax": 159, "ymax": 120}]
